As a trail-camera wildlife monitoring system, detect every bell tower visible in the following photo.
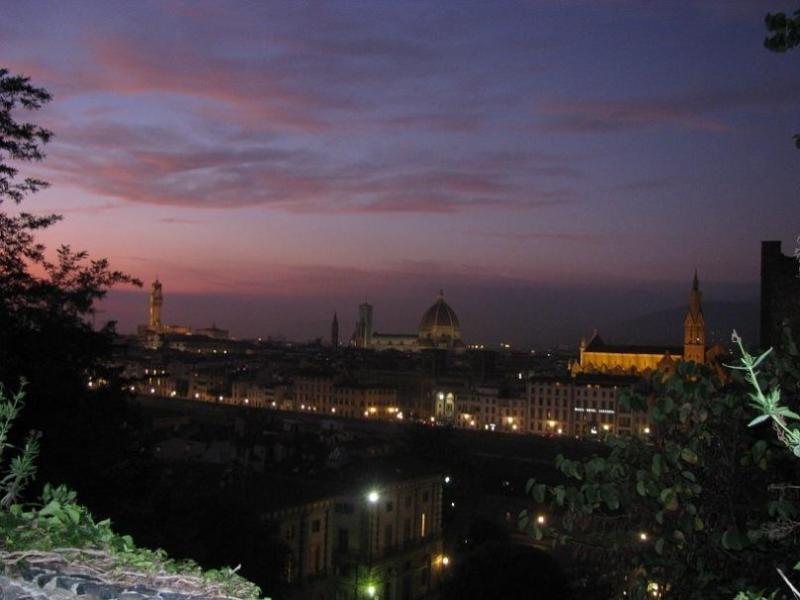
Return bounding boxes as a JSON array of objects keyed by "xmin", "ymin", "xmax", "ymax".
[
  {"xmin": 149, "ymin": 279, "xmax": 163, "ymax": 331},
  {"xmin": 331, "ymin": 312, "xmax": 339, "ymax": 349},
  {"xmin": 683, "ymin": 270, "xmax": 705, "ymax": 364}
]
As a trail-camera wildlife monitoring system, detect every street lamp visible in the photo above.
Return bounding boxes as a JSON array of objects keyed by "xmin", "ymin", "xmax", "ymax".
[
  {"xmin": 366, "ymin": 585, "xmax": 376, "ymax": 598},
  {"xmin": 367, "ymin": 490, "xmax": 380, "ymax": 504}
]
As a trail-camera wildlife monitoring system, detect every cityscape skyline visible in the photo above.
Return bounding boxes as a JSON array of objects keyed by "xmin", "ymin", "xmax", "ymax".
[
  {"xmin": 4, "ymin": 3, "xmax": 800, "ymax": 598},
  {"xmin": 2, "ymin": 1, "xmax": 798, "ymax": 331}
]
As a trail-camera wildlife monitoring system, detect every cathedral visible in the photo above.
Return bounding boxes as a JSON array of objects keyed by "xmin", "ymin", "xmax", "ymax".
[
  {"xmin": 571, "ymin": 271, "xmax": 713, "ymax": 376},
  {"xmin": 350, "ymin": 290, "xmax": 465, "ymax": 352}
]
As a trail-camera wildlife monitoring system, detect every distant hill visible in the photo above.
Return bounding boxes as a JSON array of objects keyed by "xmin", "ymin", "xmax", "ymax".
[{"xmin": 601, "ymin": 302, "xmax": 759, "ymax": 347}]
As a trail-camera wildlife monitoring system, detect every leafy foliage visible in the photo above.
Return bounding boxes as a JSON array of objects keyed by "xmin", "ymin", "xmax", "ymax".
[
  {"xmin": 0, "ymin": 385, "xmax": 263, "ymax": 599},
  {"xmin": 0, "ymin": 66, "xmax": 141, "ymax": 503},
  {"xmin": 765, "ymin": 11, "xmax": 800, "ymax": 53},
  {"xmin": 0, "ymin": 68, "xmax": 52, "ymax": 204},
  {"xmin": 763, "ymin": 11, "xmax": 800, "ymax": 148},
  {"xmin": 0, "ymin": 382, "xmax": 40, "ymax": 509},
  {"xmin": 520, "ymin": 351, "xmax": 800, "ymax": 599}
]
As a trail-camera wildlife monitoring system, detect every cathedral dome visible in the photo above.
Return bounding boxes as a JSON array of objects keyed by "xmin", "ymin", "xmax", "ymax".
[{"xmin": 418, "ymin": 291, "xmax": 461, "ymax": 341}]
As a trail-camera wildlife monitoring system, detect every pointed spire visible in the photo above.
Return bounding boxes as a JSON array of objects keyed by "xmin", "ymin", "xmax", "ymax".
[
  {"xmin": 438, "ymin": 289, "xmax": 444, "ymax": 300},
  {"xmin": 693, "ymin": 269, "xmax": 699, "ymax": 291}
]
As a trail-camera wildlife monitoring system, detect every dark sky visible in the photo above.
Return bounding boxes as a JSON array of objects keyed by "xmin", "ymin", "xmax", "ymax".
[{"xmin": 3, "ymin": 1, "xmax": 798, "ymax": 345}]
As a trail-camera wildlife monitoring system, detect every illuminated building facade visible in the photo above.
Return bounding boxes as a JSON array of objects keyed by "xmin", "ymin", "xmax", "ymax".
[
  {"xmin": 262, "ymin": 472, "xmax": 445, "ymax": 600},
  {"xmin": 351, "ymin": 291, "xmax": 465, "ymax": 353},
  {"xmin": 149, "ymin": 278, "xmax": 163, "ymax": 329},
  {"xmin": 571, "ymin": 272, "xmax": 707, "ymax": 376},
  {"xmin": 437, "ymin": 376, "xmax": 648, "ymax": 438},
  {"xmin": 293, "ymin": 374, "xmax": 400, "ymax": 420},
  {"xmin": 137, "ymin": 278, "xmax": 228, "ymax": 349},
  {"xmin": 528, "ymin": 375, "xmax": 648, "ymax": 437}
]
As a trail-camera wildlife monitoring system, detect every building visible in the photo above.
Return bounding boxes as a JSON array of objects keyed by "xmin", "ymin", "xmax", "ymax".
[
  {"xmin": 352, "ymin": 302, "xmax": 374, "ymax": 349},
  {"xmin": 528, "ymin": 374, "xmax": 648, "ymax": 437},
  {"xmin": 351, "ymin": 291, "xmax": 465, "ymax": 353},
  {"xmin": 332, "ymin": 312, "xmax": 339, "ymax": 349},
  {"xmin": 261, "ymin": 468, "xmax": 446, "ymax": 600},
  {"xmin": 571, "ymin": 272, "xmax": 708, "ymax": 376},
  {"xmin": 761, "ymin": 240, "xmax": 800, "ymax": 350},
  {"xmin": 137, "ymin": 278, "xmax": 230, "ymax": 350},
  {"xmin": 432, "ymin": 375, "xmax": 648, "ymax": 438},
  {"xmin": 293, "ymin": 373, "xmax": 400, "ymax": 420}
]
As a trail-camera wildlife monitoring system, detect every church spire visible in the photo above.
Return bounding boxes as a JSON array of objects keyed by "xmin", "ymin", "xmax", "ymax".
[
  {"xmin": 684, "ymin": 270, "xmax": 705, "ymax": 364},
  {"xmin": 331, "ymin": 311, "xmax": 339, "ymax": 350}
]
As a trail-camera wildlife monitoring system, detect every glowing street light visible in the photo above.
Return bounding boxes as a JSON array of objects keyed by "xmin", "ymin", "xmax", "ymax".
[
  {"xmin": 442, "ymin": 556, "xmax": 450, "ymax": 566},
  {"xmin": 536, "ymin": 514, "xmax": 546, "ymax": 525},
  {"xmin": 367, "ymin": 490, "xmax": 380, "ymax": 504},
  {"xmin": 366, "ymin": 584, "xmax": 376, "ymax": 598},
  {"xmin": 444, "ymin": 475, "xmax": 451, "ymax": 484},
  {"xmin": 639, "ymin": 532, "xmax": 649, "ymax": 542}
]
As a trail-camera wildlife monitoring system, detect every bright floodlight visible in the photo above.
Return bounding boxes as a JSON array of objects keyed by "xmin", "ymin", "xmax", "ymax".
[
  {"xmin": 367, "ymin": 490, "xmax": 380, "ymax": 504},
  {"xmin": 366, "ymin": 585, "xmax": 376, "ymax": 597},
  {"xmin": 442, "ymin": 556, "xmax": 450, "ymax": 566},
  {"xmin": 444, "ymin": 475, "xmax": 451, "ymax": 484}
]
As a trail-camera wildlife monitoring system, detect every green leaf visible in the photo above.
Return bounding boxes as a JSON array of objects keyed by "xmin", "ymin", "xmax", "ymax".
[
  {"xmin": 776, "ymin": 407, "xmax": 800, "ymax": 421},
  {"xmin": 751, "ymin": 347, "xmax": 773, "ymax": 369},
  {"xmin": 680, "ymin": 448, "xmax": 698, "ymax": 465},
  {"xmin": 652, "ymin": 454, "xmax": 663, "ymax": 477},
  {"xmin": 518, "ymin": 510, "xmax": 529, "ymax": 531},
  {"xmin": 636, "ymin": 480, "xmax": 647, "ymax": 497},
  {"xmin": 525, "ymin": 478, "xmax": 536, "ymax": 495},
  {"xmin": 37, "ymin": 500, "xmax": 60, "ymax": 518},
  {"xmin": 655, "ymin": 537, "xmax": 664, "ymax": 555},
  {"xmin": 532, "ymin": 484, "xmax": 547, "ymax": 503},
  {"xmin": 721, "ymin": 529, "xmax": 744, "ymax": 551},
  {"xmin": 660, "ymin": 487, "xmax": 679, "ymax": 511},
  {"xmin": 64, "ymin": 505, "xmax": 81, "ymax": 525},
  {"xmin": 747, "ymin": 414, "xmax": 770, "ymax": 427}
]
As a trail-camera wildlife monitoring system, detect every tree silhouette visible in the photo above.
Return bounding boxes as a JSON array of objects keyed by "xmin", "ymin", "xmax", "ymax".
[
  {"xmin": 0, "ymin": 67, "xmax": 141, "ymax": 498},
  {"xmin": 764, "ymin": 11, "xmax": 800, "ymax": 148}
]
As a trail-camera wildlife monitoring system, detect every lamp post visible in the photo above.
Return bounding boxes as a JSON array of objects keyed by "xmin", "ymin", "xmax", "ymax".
[{"xmin": 354, "ymin": 489, "xmax": 381, "ymax": 600}]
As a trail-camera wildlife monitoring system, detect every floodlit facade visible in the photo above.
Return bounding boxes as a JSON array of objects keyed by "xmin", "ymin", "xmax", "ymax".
[
  {"xmin": 571, "ymin": 272, "xmax": 708, "ymax": 376},
  {"xmin": 262, "ymin": 473, "xmax": 445, "ymax": 600},
  {"xmin": 351, "ymin": 291, "xmax": 465, "ymax": 353}
]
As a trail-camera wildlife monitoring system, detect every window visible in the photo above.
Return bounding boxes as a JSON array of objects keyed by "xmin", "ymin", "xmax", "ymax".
[
  {"xmin": 285, "ymin": 524, "xmax": 295, "ymax": 540},
  {"xmin": 422, "ymin": 491, "xmax": 429, "ymax": 502},
  {"xmin": 338, "ymin": 528, "xmax": 349, "ymax": 552},
  {"xmin": 385, "ymin": 524, "xmax": 393, "ymax": 547},
  {"xmin": 312, "ymin": 519, "xmax": 321, "ymax": 533},
  {"xmin": 386, "ymin": 501, "xmax": 394, "ymax": 513},
  {"xmin": 403, "ymin": 518, "xmax": 411, "ymax": 542},
  {"xmin": 334, "ymin": 503, "xmax": 354, "ymax": 514}
]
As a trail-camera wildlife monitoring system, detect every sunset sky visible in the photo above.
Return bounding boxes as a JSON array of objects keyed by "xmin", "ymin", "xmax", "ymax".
[{"xmin": 3, "ymin": 1, "xmax": 798, "ymax": 344}]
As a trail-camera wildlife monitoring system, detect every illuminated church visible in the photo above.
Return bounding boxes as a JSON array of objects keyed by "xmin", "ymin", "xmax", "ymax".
[
  {"xmin": 571, "ymin": 271, "xmax": 711, "ymax": 376},
  {"xmin": 351, "ymin": 290, "xmax": 465, "ymax": 352}
]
